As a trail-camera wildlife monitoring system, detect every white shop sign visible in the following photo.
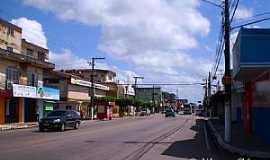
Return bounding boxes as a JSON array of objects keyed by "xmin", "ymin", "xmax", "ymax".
[
  {"xmin": 13, "ymin": 84, "xmax": 37, "ymax": 98},
  {"xmin": 71, "ymin": 77, "xmax": 109, "ymax": 91}
]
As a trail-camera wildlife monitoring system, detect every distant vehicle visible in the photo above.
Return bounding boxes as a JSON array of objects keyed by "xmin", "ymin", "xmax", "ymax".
[
  {"xmin": 140, "ymin": 108, "xmax": 151, "ymax": 116},
  {"xmin": 195, "ymin": 109, "xmax": 204, "ymax": 116},
  {"xmin": 183, "ymin": 104, "xmax": 192, "ymax": 115},
  {"xmin": 39, "ymin": 110, "xmax": 81, "ymax": 132},
  {"xmin": 165, "ymin": 108, "xmax": 176, "ymax": 117}
]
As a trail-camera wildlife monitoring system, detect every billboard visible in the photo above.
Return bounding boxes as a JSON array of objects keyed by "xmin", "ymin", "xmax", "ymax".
[{"xmin": 37, "ymin": 86, "xmax": 60, "ymax": 100}]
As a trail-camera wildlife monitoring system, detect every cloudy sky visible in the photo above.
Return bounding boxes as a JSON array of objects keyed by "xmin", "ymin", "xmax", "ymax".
[{"xmin": 1, "ymin": 0, "xmax": 270, "ymax": 102}]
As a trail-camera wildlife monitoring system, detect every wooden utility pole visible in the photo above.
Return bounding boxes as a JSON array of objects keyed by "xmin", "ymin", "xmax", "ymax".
[{"xmin": 224, "ymin": 0, "xmax": 232, "ymax": 143}]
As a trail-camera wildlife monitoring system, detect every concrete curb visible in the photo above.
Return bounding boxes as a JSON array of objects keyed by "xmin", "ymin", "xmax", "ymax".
[
  {"xmin": 207, "ymin": 120, "xmax": 270, "ymax": 159},
  {"xmin": 0, "ymin": 123, "xmax": 38, "ymax": 132}
]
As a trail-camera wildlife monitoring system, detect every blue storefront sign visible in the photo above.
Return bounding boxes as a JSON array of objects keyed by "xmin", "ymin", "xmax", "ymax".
[
  {"xmin": 37, "ymin": 86, "xmax": 60, "ymax": 100},
  {"xmin": 233, "ymin": 28, "xmax": 270, "ymax": 81}
]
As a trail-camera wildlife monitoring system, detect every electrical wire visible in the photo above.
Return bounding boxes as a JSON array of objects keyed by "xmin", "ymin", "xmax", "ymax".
[{"xmin": 230, "ymin": 0, "xmax": 240, "ymax": 22}]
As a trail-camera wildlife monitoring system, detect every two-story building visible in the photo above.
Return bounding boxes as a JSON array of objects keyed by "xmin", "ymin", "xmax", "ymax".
[
  {"xmin": 0, "ymin": 19, "xmax": 59, "ymax": 124},
  {"xmin": 63, "ymin": 69, "xmax": 121, "ymax": 97},
  {"xmin": 44, "ymin": 70, "xmax": 109, "ymax": 118}
]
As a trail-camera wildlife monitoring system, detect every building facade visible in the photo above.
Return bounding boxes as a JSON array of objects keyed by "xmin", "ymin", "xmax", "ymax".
[
  {"xmin": 63, "ymin": 69, "xmax": 122, "ymax": 97},
  {"xmin": 233, "ymin": 28, "xmax": 270, "ymax": 143},
  {"xmin": 135, "ymin": 87, "xmax": 162, "ymax": 112},
  {"xmin": 44, "ymin": 71, "xmax": 109, "ymax": 118},
  {"xmin": 0, "ymin": 19, "xmax": 58, "ymax": 124}
]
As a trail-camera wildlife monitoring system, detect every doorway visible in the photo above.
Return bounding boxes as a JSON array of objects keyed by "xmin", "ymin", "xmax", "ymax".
[{"xmin": 5, "ymin": 98, "xmax": 19, "ymax": 123}]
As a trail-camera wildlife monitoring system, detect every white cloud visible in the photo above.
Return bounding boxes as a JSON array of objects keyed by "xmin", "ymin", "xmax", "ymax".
[
  {"xmin": 49, "ymin": 49, "xmax": 89, "ymax": 69},
  {"xmin": 23, "ymin": 0, "xmax": 210, "ymax": 67},
  {"xmin": 235, "ymin": 6, "xmax": 253, "ymax": 20},
  {"xmin": 11, "ymin": 17, "xmax": 48, "ymax": 48},
  {"xmin": 22, "ymin": 0, "xmax": 212, "ymax": 101}
]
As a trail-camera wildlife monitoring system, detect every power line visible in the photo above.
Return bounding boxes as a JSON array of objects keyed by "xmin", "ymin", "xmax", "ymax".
[
  {"xmin": 231, "ymin": 16, "xmax": 270, "ymax": 30},
  {"xmin": 199, "ymin": 0, "xmax": 223, "ymax": 8},
  {"xmin": 230, "ymin": 0, "xmax": 240, "ymax": 22}
]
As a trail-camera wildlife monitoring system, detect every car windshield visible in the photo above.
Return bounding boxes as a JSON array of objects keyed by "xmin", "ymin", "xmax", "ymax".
[
  {"xmin": 47, "ymin": 111, "xmax": 67, "ymax": 117},
  {"xmin": 166, "ymin": 109, "xmax": 172, "ymax": 112}
]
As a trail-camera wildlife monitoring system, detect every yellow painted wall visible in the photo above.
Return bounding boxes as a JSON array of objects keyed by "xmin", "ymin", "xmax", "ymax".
[
  {"xmin": 0, "ymin": 23, "xmax": 22, "ymax": 54},
  {"xmin": 0, "ymin": 97, "xmax": 5, "ymax": 124}
]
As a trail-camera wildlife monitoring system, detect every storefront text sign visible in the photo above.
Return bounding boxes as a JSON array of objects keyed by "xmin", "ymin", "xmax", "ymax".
[
  {"xmin": 13, "ymin": 84, "xmax": 36, "ymax": 98},
  {"xmin": 71, "ymin": 77, "xmax": 109, "ymax": 91}
]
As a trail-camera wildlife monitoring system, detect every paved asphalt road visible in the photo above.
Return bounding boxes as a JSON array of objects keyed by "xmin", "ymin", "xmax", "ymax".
[{"xmin": 0, "ymin": 114, "xmax": 238, "ymax": 160}]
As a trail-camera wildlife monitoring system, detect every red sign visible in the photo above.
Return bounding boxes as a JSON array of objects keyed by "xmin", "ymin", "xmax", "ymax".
[{"xmin": 0, "ymin": 90, "xmax": 12, "ymax": 97}]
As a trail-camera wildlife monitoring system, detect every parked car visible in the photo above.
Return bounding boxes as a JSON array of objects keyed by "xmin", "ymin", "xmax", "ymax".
[
  {"xmin": 195, "ymin": 109, "xmax": 204, "ymax": 116},
  {"xmin": 140, "ymin": 108, "xmax": 151, "ymax": 116},
  {"xmin": 165, "ymin": 108, "xmax": 176, "ymax": 117},
  {"xmin": 39, "ymin": 110, "xmax": 81, "ymax": 132},
  {"xmin": 183, "ymin": 104, "xmax": 192, "ymax": 115}
]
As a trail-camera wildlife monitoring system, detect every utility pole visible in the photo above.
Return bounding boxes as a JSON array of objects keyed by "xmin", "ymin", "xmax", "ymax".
[
  {"xmin": 125, "ymin": 85, "xmax": 128, "ymax": 98},
  {"xmin": 208, "ymin": 72, "xmax": 212, "ymax": 117},
  {"xmin": 224, "ymin": 0, "xmax": 232, "ymax": 143},
  {"xmin": 133, "ymin": 76, "xmax": 144, "ymax": 101},
  {"xmin": 152, "ymin": 85, "xmax": 155, "ymax": 113},
  {"xmin": 208, "ymin": 72, "xmax": 211, "ymax": 98},
  {"xmin": 202, "ymin": 78, "xmax": 208, "ymax": 115},
  {"xmin": 89, "ymin": 57, "xmax": 105, "ymax": 120}
]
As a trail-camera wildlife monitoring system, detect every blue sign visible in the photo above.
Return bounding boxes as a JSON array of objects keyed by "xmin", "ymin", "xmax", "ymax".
[{"xmin": 37, "ymin": 86, "xmax": 60, "ymax": 100}]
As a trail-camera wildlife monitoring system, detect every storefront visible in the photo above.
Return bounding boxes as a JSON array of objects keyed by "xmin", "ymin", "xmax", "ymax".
[
  {"xmin": 36, "ymin": 86, "xmax": 60, "ymax": 120},
  {"xmin": 13, "ymin": 84, "xmax": 37, "ymax": 122},
  {"xmin": 12, "ymin": 84, "xmax": 60, "ymax": 122},
  {"xmin": 233, "ymin": 28, "xmax": 270, "ymax": 143},
  {"xmin": 0, "ymin": 90, "xmax": 12, "ymax": 124}
]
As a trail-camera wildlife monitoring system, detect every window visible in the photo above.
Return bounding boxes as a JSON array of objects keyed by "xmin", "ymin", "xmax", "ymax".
[
  {"xmin": 38, "ymin": 52, "xmax": 45, "ymax": 61},
  {"xmin": 27, "ymin": 72, "xmax": 38, "ymax": 86},
  {"xmin": 7, "ymin": 47, "xmax": 13, "ymax": 52},
  {"xmin": 26, "ymin": 49, "xmax": 33, "ymax": 57},
  {"xmin": 66, "ymin": 106, "xmax": 72, "ymax": 110},
  {"xmin": 6, "ymin": 67, "xmax": 19, "ymax": 89},
  {"xmin": 7, "ymin": 27, "xmax": 14, "ymax": 36}
]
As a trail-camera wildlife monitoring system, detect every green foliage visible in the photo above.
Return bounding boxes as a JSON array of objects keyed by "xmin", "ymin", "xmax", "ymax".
[{"xmin": 115, "ymin": 98, "xmax": 133, "ymax": 107}]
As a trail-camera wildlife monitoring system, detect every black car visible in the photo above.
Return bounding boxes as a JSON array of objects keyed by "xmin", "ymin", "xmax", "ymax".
[
  {"xmin": 165, "ymin": 108, "xmax": 176, "ymax": 117},
  {"xmin": 39, "ymin": 110, "xmax": 81, "ymax": 132}
]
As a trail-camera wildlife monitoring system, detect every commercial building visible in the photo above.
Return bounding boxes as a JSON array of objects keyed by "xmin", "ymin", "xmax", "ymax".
[
  {"xmin": 0, "ymin": 18, "xmax": 59, "ymax": 124},
  {"xmin": 44, "ymin": 71, "xmax": 109, "ymax": 118},
  {"xmin": 63, "ymin": 69, "xmax": 123, "ymax": 97},
  {"xmin": 135, "ymin": 87, "xmax": 162, "ymax": 112},
  {"xmin": 233, "ymin": 28, "xmax": 270, "ymax": 143}
]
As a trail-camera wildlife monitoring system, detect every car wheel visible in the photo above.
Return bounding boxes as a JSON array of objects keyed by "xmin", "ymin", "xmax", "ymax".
[
  {"xmin": 74, "ymin": 122, "xmax": 79, "ymax": 129},
  {"xmin": 60, "ymin": 123, "xmax": 65, "ymax": 132},
  {"xmin": 39, "ymin": 127, "xmax": 44, "ymax": 132}
]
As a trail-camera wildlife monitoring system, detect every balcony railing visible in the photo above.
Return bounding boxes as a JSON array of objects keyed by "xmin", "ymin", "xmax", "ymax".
[{"xmin": 0, "ymin": 48, "xmax": 55, "ymax": 69}]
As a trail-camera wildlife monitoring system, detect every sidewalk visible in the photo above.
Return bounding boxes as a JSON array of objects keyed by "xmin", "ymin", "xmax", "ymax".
[
  {"xmin": 208, "ymin": 118, "xmax": 270, "ymax": 159},
  {"xmin": 0, "ymin": 122, "xmax": 38, "ymax": 131}
]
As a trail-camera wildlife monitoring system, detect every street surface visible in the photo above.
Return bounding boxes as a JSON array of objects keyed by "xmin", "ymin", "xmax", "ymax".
[{"xmin": 0, "ymin": 114, "xmax": 237, "ymax": 160}]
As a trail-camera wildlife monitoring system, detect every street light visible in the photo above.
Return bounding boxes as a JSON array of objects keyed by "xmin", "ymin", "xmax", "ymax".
[{"xmin": 88, "ymin": 57, "xmax": 105, "ymax": 120}]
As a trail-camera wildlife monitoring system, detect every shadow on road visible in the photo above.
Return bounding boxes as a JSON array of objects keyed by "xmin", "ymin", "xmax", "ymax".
[{"xmin": 161, "ymin": 119, "xmax": 213, "ymax": 160}]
